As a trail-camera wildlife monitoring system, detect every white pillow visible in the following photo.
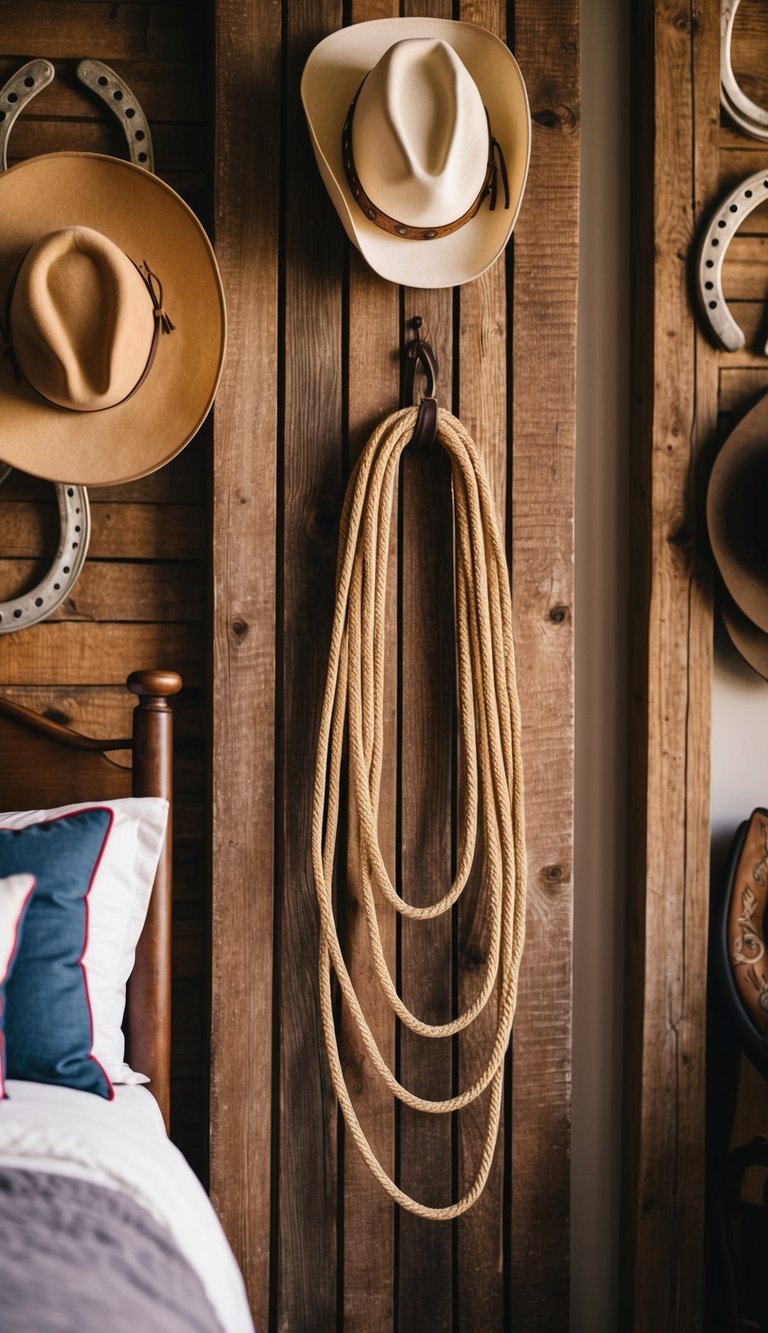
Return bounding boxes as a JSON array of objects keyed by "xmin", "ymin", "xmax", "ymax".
[
  {"xmin": 0, "ymin": 799, "xmax": 168, "ymax": 1085},
  {"xmin": 0, "ymin": 873, "xmax": 37, "ymax": 1097}
]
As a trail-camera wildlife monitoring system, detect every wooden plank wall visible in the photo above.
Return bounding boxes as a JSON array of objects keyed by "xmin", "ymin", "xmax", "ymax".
[
  {"xmin": 620, "ymin": 1, "xmax": 768, "ymax": 1329},
  {"xmin": 622, "ymin": 0, "xmax": 720, "ymax": 1326},
  {"xmin": 211, "ymin": 2, "xmax": 579, "ymax": 1330},
  {"xmin": 0, "ymin": 1, "xmax": 211, "ymax": 1178},
  {"xmin": 708, "ymin": 1, "xmax": 768, "ymax": 1326}
]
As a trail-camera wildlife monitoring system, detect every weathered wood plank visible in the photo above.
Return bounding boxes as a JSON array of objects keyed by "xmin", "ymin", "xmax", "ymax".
[
  {"xmin": 0, "ymin": 560, "xmax": 203, "ymax": 620},
  {"xmin": 0, "ymin": 683, "xmax": 202, "ymax": 738},
  {"xmin": 0, "ymin": 58, "xmax": 204, "ymax": 120},
  {"xmin": 622, "ymin": 2, "xmax": 719, "ymax": 1329},
  {"xmin": 718, "ymin": 153, "xmax": 768, "ymax": 199},
  {"xmin": 723, "ymin": 0, "xmax": 768, "ymax": 124},
  {"xmin": 209, "ymin": 0, "xmax": 280, "ymax": 1326},
  {"xmin": 0, "ymin": 503, "xmax": 203, "ymax": 560},
  {"xmin": 509, "ymin": 0, "xmax": 578, "ymax": 1327},
  {"xmin": 718, "ymin": 366, "xmax": 768, "ymax": 414},
  {"xmin": 722, "ymin": 236, "xmax": 768, "ymax": 299},
  {"xmin": 398, "ymin": 251, "xmax": 455, "ymax": 1333},
  {"xmin": 0, "ymin": 621, "xmax": 201, "ymax": 685},
  {"xmin": 455, "ymin": 8, "xmax": 509, "ymax": 1329},
  {"xmin": 7, "ymin": 119, "xmax": 204, "ymax": 172},
  {"xmin": 341, "ymin": 2, "xmax": 400, "ymax": 1320},
  {"xmin": 714, "ymin": 302, "xmax": 768, "ymax": 367},
  {"xmin": 278, "ymin": 3, "xmax": 344, "ymax": 1328},
  {"xmin": 0, "ymin": 3, "xmax": 201, "ymax": 61},
  {"xmin": 3, "ymin": 439, "xmax": 205, "ymax": 505}
]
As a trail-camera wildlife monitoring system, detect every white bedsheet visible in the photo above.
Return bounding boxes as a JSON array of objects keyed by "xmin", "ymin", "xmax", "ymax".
[{"xmin": 0, "ymin": 1080, "xmax": 254, "ymax": 1333}]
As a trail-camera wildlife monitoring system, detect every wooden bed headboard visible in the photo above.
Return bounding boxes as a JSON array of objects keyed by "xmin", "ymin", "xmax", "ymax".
[{"xmin": 0, "ymin": 668, "xmax": 181, "ymax": 1130}]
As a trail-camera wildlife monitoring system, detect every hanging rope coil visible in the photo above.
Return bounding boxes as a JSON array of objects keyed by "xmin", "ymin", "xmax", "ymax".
[{"xmin": 312, "ymin": 405, "xmax": 527, "ymax": 1219}]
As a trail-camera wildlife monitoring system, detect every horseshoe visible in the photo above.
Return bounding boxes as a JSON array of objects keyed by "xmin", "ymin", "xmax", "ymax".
[
  {"xmin": 721, "ymin": 0, "xmax": 768, "ymax": 142},
  {"xmin": 0, "ymin": 471, "xmax": 90, "ymax": 634},
  {"xmin": 75, "ymin": 59, "xmax": 155, "ymax": 172},
  {"xmin": 697, "ymin": 168, "xmax": 768, "ymax": 353},
  {"xmin": 0, "ymin": 57, "xmax": 155, "ymax": 633}
]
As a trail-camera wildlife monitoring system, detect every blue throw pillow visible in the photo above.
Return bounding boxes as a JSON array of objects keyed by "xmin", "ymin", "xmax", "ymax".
[
  {"xmin": 0, "ymin": 809, "xmax": 114, "ymax": 1098},
  {"xmin": 0, "ymin": 874, "xmax": 37, "ymax": 1099}
]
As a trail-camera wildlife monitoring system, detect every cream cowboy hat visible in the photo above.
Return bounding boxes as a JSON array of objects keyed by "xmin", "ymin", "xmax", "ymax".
[
  {"xmin": 0, "ymin": 152, "xmax": 226, "ymax": 486},
  {"xmin": 301, "ymin": 19, "xmax": 530, "ymax": 289}
]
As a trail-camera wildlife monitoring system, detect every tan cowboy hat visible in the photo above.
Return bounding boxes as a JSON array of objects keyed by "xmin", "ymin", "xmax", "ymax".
[
  {"xmin": 707, "ymin": 386, "xmax": 768, "ymax": 677},
  {"xmin": 0, "ymin": 152, "xmax": 226, "ymax": 486},
  {"xmin": 301, "ymin": 19, "xmax": 530, "ymax": 289}
]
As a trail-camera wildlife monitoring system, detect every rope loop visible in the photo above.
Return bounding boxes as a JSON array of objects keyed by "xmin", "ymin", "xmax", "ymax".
[{"xmin": 312, "ymin": 405, "xmax": 527, "ymax": 1219}]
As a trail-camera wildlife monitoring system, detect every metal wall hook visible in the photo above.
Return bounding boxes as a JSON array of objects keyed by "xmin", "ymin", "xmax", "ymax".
[{"xmin": 404, "ymin": 317, "xmax": 439, "ymax": 451}]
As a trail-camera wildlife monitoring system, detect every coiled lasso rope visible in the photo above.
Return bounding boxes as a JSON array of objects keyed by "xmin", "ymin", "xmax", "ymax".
[{"xmin": 312, "ymin": 404, "xmax": 526, "ymax": 1220}]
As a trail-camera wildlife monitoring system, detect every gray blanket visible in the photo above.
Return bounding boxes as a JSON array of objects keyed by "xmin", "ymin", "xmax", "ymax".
[{"xmin": 0, "ymin": 1167, "xmax": 223, "ymax": 1332}]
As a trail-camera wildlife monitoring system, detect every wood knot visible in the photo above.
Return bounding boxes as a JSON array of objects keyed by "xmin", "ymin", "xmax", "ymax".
[
  {"xmin": 309, "ymin": 496, "xmax": 339, "ymax": 544},
  {"xmin": 533, "ymin": 103, "xmax": 579, "ymax": 133},
  {"xmin": 668, "ymin": 524, "xmax": 691, "ymax": 550},
  {"xmin": 549, "ymin": 604, "xmax": 569, "ymax": 625},
  {"xmin": 674, "ymin": 12, "xmax": 697, "ymax": 34},
  {"xmin": 231, "ymin": 618, "xmax": 249, "ymax": 640},
  {"xmin": 540, "ymin": 863, "xmax": 569, "ymax": 893}
]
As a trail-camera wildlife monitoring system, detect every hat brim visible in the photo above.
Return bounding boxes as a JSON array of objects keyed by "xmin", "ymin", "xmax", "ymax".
[
  {"xmin": 301, "ymin": 19, "xmax": 531, "ymax": 289},
  {"xmin": 707, "ymin": 386, "xmax": 768, "ymax": 632},
  {"xmin": 721, "ymin": 586, "xmax": 768, "ymax": 679},
  {"xmin": 0, "ymin": 153, "xmax": 226, "ymax": 486}
]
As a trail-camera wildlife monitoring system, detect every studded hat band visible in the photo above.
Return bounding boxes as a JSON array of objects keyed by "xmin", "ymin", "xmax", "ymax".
[{"xmin": 341, "ymin": 87, "xmax": 510, "ymax": 242}]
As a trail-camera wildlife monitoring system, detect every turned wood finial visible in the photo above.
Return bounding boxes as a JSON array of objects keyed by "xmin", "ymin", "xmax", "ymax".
[{"xmin": 127, "ymin": 669, "xmax": 183, "ymax": 704}]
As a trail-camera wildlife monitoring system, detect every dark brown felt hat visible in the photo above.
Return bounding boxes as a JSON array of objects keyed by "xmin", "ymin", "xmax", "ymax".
[
  {"xmin": 707, "ymin": 387, "xmax": 768, "ymax": 677},
  {"xmin": 0, "ymin": 152, "xmax": 226, "ymax": 486}
]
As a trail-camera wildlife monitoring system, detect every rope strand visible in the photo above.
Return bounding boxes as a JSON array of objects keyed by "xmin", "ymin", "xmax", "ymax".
[{"xmin": 312, "ymin": 405, "xmax": 527, "ymax": 1219}]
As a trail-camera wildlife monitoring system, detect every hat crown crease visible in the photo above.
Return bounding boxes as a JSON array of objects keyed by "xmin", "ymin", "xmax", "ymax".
[
  {"xmin": 43, "ymin": 242, "xmax": 117, "ymax": 405},
  {"xmin": 12, "ymin": 226, "xmax": 154, "ymax": 412},
  {"xmin": 354, "ymin": 38, "xmax": 488, "ymax": 228},
  {"xmin": 387, "ymin": 41, "xmax": 458, "ymax": 183}
]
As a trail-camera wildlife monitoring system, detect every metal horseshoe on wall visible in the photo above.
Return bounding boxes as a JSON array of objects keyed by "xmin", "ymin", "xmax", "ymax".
[
  {"xmin": 721, "ymin": 0, "xmax": 768, "ymax": 142},
  {"xmin": 697, "ymin": 169, "xmax": 768, "ymax": 354},
  {"xmin": 0, "ymin": 57, "xmax": 155, "ymax": 633}
]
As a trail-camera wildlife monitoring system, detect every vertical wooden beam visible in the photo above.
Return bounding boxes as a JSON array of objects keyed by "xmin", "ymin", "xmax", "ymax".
[
  {"xmin": 510, "ymin": 0, "xmax": 579, "ymax": 1326},
  {"xmin": 397, "ymin": 8, "xmax": 456, "ymax": 1322},
  {"xmin": 342, "ymin": 8, "xmax": 401, "ymax": 1327},
  {"xmin": 622, "ymin": 2, "xmax": 719, "ymax": 1328},
  {"xmin": 455, "ymin": 2, "xmax": 509, "ymax": 1324},
  {"xmin": 210, "ymin": 2, "xmax": 280, "ymax": 1327},
  {"xmin": 279, "ymin": 4, "xmax": 344, "ymax": 1329}
]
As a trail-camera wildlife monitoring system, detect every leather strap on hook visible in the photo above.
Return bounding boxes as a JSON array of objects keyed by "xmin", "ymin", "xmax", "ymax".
[{"xmin": 404, "ymin": 327, "xmax": 439, "ymax": 451}]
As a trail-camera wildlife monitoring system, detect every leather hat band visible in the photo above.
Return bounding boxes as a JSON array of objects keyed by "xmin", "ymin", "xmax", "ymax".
[{"xmin": 341, "ymin": 85, "xmax": 509, "ymax": 241}]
